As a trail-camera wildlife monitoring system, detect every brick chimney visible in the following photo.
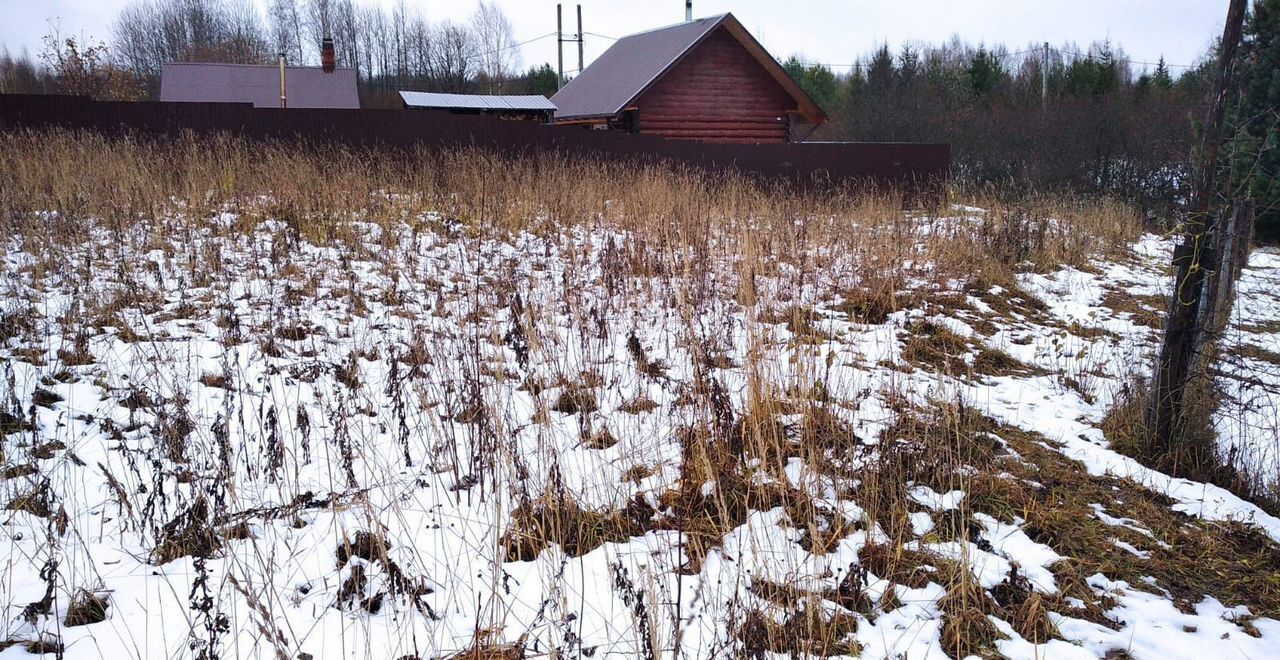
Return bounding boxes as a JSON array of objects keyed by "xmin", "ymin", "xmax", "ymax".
[{"xmin": 321, "ymin": 37, "xmax": 336, "ymax": 73}]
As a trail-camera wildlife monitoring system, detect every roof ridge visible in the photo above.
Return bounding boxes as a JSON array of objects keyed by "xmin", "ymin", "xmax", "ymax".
[
  {"xmin": 620, "ymin": 13, "xmax": 729, "ymax": 40},
  {"xmin": 551, "ymin": 13, "xmax": 732, "ymax": 119},
  {"xmin": 164, "ymin": 62, "xmax": 357, "ymax": 71},
  {"xmin": 401, "ymin": 91, "xmax": 550, "ymax": 98}
]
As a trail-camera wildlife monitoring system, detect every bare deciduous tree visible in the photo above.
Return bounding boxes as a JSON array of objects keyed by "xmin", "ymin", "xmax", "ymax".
[
  {"xmin": 305, "ymin": 0, "xmax": 333, "ymax": 61},
  {"xmin": 470, "ymin": 0, "xmax": 518, "ymax": 93},
  {"xmin": 113, "ymin": 0, "xmax": 270, "ymax": 79},
  {"xmin": 428, "ymin": 21, "xmax": 477, "ymax": 93},
  {"xmin": 330, "ymin": 0, "xmax": 359, "ymax": 72},
  {"xmin": 391, "ymin": 0, "xmax": 409, "ymax": 83},
  {"xmin": 355, "ymin": 3, "xmax": 388, "ymax": 84},
  {"xmin": 103, "ymin": 0, "xmax": 539, "ymax": 104},
  {"xmin": 405, "ymin": 15, "xmax": 431, "ymax": 86},
  {"xmin": 267, "ymin": 0, "xmax": 305, "ymax": 63}
]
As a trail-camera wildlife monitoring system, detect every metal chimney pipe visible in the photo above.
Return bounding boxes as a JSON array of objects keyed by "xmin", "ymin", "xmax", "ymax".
[
  {"xmin": 685, "ymin": 1, "xmax": 692, "ymax": 22},
  {"xmin": 278, "ymin": 52, "xmax": 286, "ymax": 108},
  {"xmin": 321, "ymin": 37, "xmax": 336, "ymax": 73}
]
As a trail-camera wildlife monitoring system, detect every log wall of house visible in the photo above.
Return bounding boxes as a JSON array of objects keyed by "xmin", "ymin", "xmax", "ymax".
[{"xmin": 632, "ymin": 28, "xmax": 796, "ymax": 144}]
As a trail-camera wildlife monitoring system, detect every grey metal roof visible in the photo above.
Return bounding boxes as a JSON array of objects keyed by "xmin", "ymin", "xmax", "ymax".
[
  {"xmin": 551, "ymin": 14, "xmax": 727, "ymax": 120},
  {"xmin": 399, "ymin": 91, "xmax": 556, "ymax": 112},
  {"xmin": 160, "ymin": 63, "xmax": 359, "ymax": 109}
]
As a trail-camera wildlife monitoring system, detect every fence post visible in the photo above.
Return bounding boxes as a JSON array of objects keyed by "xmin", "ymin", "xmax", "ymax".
[{"xmin": 1146, "ymin": 0, "xmax": 1247, "ymax": 461}]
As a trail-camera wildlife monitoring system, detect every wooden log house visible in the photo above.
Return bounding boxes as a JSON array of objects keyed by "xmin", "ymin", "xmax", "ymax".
[{"xmin": 551, "ymin": 13, "xmax": 826, "ymax": 144}]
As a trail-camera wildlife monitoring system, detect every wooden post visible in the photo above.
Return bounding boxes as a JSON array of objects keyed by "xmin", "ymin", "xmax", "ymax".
[
  {"xmin": 1147, "ymin": 0, "xmax": 1248, "ymax": 458},
  {"xmin": 1201, "ymin": 200, "xmax": 1253, "ymax": 341},
  {"xmin": 1218, "ymin": 201, "xmax": 1253, "ymax": 321},
  {"xmin": 1041, "ymin": 42, "xmax": 1049, "ymax": 110},
  {"xmin": 556, "ymin": 4, "xmax": 564, "ymax": 91},
  {"xmin": 1189, "ymin": 199, "xmax": 1253, "ymax": 389}
]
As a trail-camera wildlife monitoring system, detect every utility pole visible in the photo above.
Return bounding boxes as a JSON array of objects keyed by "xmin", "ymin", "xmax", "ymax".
[
  {"xmin": 1041, "ymin": 42, "xmax": 1049, "ymax": 109},
  {"xmin": 557, "ymin": 3, "xmax": 584, "ymax": 89},
  {"xmin": 556, "ymin": 4, "xmax": 564, "ymax": 90}
]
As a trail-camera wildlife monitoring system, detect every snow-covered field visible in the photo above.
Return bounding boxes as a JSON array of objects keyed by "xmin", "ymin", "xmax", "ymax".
[{"xmin": 2, "ymin": 204, "xmax": 1279, "ymax": 659}]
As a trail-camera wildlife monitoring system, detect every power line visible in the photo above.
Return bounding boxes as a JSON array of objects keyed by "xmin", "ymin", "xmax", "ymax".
[
  {"xmin": 994, "ymin": 45, "xmax": 1196, "ymax": 70},
  {"xmin": 1048, "ymin": 46, "xmax": 1197, "ymax": 70},
  {"xmin": 793, "ymin": 45, "xmax": 1197, "ymax": 72},
  {"xmin": 536, "ymin": 26, "xmax": 1202, "ymax": 76},
  {"xmin": 470, "ymin": 31, "xmax": 555, "ymax": 61},
  {"xmin": 544, "ymin": 26, "xmax": 1201, "ymax": 75}
]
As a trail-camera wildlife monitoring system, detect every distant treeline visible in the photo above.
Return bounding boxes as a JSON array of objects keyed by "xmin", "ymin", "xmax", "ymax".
[
  {"xmin": 0, "ymin": 0, "xmax": 560, "ymax": 107},
  {"xmin": 783, "ymin": 2, "xmax": 1277, "ymax": 239},
  {"xmin": 783, "ymin": 40, "xmax": 1214, "ymax": 215}
]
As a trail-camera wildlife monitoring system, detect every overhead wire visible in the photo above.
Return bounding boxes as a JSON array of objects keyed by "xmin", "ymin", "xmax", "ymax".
[
  {"xmin": 789, "ymin": 44, "xmax": 1196, "ymax": 72},
  {"xmin": 469, "ymin": 31, "xmax": 556, "ymax": 62},
  {"xmin": 525, "ymin": 25, "xmax": 1199, "ymax": 77}
]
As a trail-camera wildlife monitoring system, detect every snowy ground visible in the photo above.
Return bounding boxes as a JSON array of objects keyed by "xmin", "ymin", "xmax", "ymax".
[
  {"xmin": 1217, "ymin": 249, "xmax": 1280, "ymax": 489},
  {"xmin": 2, "ymin": 207, "xmax": 1279, "ymax": 659}
]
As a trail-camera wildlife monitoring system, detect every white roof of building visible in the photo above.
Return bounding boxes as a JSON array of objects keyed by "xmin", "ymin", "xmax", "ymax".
[{"xmin": 399, "ymin": 91, "xmax": 556, "ymax": 112}]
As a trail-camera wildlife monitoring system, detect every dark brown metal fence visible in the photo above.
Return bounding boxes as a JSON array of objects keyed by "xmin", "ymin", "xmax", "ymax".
[{"xmin": 0, "ymin": 94, "xmax": 949, "ymax": 192}]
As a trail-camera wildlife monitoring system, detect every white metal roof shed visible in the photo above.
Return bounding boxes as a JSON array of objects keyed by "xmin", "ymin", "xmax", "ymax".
[{"xmin": 399, "ymin": 91, "xmax": 557, "ymax": 112}]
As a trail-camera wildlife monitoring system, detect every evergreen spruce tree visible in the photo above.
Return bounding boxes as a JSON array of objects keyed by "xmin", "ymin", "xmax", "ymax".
[
  {"xmin": 967, "ymin": 47, "xmax": 1003, "ymax": 98},
  {"xmin": 781, "ymin": 56, "xmax": 836, "ymax": 110},
  {"xmin": 866, "ymin": 45, "xmax": 895, "ymax": 93},
  {"xmin": 782, "ymin": 55, "xmax": 805, "ymax": 84},
  {"xmin": 1135, "ymin": 72, "xmax": 1153, "ymax": 99},
  {"xmin": 835, "ymin": 64, "xmax": 866, "ymax": 121},
  {"xmin": 1094, "ymin": 45, "xmax": 1121, "ymax": 96},
  {"xmin": 802, "ymin": 63, "xmax": 837, "ymax": 110},
  {"xmin": 1153, "ymin": 56, "xmax": 1174, "ymax": 89},
  {"xmin": 1064, "ymin": 56, "xmax": 1097, "ymax": 97},
  {"xmin": 1228, "ymin": 0, "xmax": 1280, "ymax": 241},
  {"xmin": 521, "ymin": 64, "xmax": 559, "ymax": 97},
  {"xmin": 897, "ymin": 45, "xmax": 920, "ymax": 88}
]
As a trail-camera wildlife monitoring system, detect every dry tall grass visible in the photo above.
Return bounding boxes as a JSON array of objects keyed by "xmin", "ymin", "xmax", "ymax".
[
  {"xmin": 0, "ymin": 129, "xmax": 1140, "ymax": 273},
  {"xmin": 0, "ymin": 128, "xmax": 1184, "ymax": 658}
]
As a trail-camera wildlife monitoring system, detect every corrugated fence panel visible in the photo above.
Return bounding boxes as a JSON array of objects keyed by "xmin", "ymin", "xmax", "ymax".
[{"xmin": 0, "ymin": 94, "xmax": 949, "ymax": 195}]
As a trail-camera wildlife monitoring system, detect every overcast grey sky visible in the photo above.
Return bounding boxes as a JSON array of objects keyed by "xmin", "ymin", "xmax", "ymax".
[{"xmin": 0, "ymin": 0, "xmax": 1225, "ymax": 76}]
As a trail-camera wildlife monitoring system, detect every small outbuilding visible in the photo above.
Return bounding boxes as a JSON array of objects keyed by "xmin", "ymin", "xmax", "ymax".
[
  {"xmin": 550, "ymin": 13, "xmax": 825, "ymax": 143},
  {"xmin": 399, "ymin": 91, "xmax": 556, "ymax": 122}
]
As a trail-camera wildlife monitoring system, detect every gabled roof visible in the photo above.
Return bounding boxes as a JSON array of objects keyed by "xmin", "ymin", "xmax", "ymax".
[
  {"xmin": 550, "ymin": 13, "xmax": 825, "ymax": 124},
  {"xmin": 399, "ymin": 91, "xmax": 556, "ymax": 112},
  {"xmin": 160, "ymin": 63, "xmax": 359, "ymax": 109}
]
